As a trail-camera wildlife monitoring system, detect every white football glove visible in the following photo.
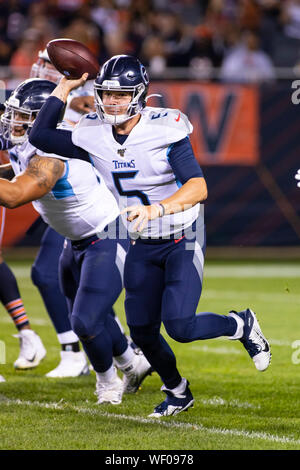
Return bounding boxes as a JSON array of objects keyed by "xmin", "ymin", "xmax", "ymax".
[{"xmin": 295, "ymin": 169, "xmax": 300, "ymax": 188}]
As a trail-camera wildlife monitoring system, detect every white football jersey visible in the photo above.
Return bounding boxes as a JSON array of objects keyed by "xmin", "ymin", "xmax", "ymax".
[
  {"xmin": 9, "ymin": 137, "xmax": 120, "ymax": 240},
  {"xmin": 72, "ymin": 106, "xmax": 202, "ymax": 238}
]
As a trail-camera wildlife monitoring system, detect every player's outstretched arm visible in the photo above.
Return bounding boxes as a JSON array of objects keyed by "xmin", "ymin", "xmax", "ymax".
[
  {"xmin": 0, "ymin": 156, "xmax": 64, "ymax": 208},
  {"xmin": 29, "ymin": 76, "xmax": 90, "ymax": 162}
]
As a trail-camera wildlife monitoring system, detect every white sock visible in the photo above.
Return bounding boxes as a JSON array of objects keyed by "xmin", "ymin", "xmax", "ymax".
[
  {"xmin": 169, "ymin": 378, "xmax": 187, "ymax": 396},
  {"xmin": 96, "ymin": 365, "xmax": 117, "ymax": 383},
  {"xmin": 57, "ymin": 330, "xmax": 79, "ymax": 344},
  {"xmin": 228, "ymin": 312, "xmax": 244, "ymax": 340},
  {"xmin": 114, "ymin": 346, "xmax": 135, "ymax": 370}
]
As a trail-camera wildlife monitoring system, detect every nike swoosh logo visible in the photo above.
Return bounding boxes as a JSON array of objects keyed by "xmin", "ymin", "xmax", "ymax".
[
  {"xmin": 262, "ymin": 342, "xmax": 270, "ymax": 353},
  {"xmin": 26, "ymin": 354, "xmax": 36, "ymax": 363},
  {"xmin": 174, "ymin": 235, "xmax": 185, "ymax": 244},
  {"xmin": 175, "ymin": 113, "xmax": 181, "ymax": 122}
]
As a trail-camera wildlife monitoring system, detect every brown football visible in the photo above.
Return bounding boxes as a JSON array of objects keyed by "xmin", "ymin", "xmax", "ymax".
[{"xmin": 46, "ymin": 39, "xmax": 99, "ymax": 80}]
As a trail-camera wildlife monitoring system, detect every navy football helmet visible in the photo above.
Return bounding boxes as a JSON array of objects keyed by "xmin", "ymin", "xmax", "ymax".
[
  {"xmin": 0, "ymin": 78, "xmax": 56, "ymax": 145},
  {"xmin": 94, "ymin": 55, "xmax": 149, "ymax": 125}
]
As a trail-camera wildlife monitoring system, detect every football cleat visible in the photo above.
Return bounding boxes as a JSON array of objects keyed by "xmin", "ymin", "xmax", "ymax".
[
  {"xmin": 0, "ymin": 374, "xmax": 6, "ymax": 383},
  {"xmin": 95, "ymin": 373, "xmax": 123, "ymax": 405},
  {"xmin": 13, "ymin": 329, "xmax": 46, "ymax": 369},
  {"xmin": 229, "ymin": 308, "xmax": 271, "ymax": 371},
  {"xmin": 122, "ymin": 352, "xmax": 153, "ymax": 394},
  {"xmin": 45, "ymin": 351, "xmax": 89, "ymax": 378},
  {"xmin": 148, "ymin": 379, "xmax": 194, "ymax": 418}
]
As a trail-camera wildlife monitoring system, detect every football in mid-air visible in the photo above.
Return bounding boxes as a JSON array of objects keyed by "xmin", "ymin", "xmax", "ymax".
[{"xmin": 46, "ymin": 39, "xmax": 99, "ymax": 80}]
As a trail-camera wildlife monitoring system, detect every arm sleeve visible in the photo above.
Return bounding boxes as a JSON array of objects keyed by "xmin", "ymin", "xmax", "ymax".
[
  {"xmin": 29, "ymin": 96, "xmax": 90, "ymax": 162},
  {"xmin": 167, "ymin": 137, "xmax": 203, "ymax": 185}
]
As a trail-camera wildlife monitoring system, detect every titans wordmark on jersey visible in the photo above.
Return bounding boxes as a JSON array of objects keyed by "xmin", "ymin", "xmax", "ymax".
[
  {"xmin": 8, "ymin": 139, "xmax": 120, "ymax": 240},
  {"xmin": 73, "ymin": 106, "xmax": 203, "ymax": 238}
]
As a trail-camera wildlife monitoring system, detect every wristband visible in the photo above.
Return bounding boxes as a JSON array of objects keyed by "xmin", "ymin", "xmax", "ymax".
[
  {"xmin": 153, "ymin": 203, "xmax": 165, "ymax": 217},
  {"xmin": 159, "ymin": 203, "xmax": 166, "ymax": 216}
]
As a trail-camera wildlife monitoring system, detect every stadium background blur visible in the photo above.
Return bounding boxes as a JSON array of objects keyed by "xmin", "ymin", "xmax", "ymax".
[{"xmin": 0, "ymin": 0, "xmax": 300, "ymax": 256}]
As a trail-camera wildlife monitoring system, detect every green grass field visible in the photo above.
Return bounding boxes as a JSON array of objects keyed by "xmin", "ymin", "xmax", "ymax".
[{"xmin": 0, "ymin": 259, "xmax": 300, "ymax": 450}]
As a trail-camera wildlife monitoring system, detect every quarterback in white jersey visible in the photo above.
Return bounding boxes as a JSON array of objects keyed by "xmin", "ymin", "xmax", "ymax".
[
  {"xmin": 72, "ymin": 105, "xmax": 202, "ymax": 238},
  {"xmin": 29, "ymin": 55, "xmax": 271, "ymax": 418}
]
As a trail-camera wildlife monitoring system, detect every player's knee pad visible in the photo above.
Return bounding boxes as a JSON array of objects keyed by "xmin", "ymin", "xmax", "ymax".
[
  {"xmin": 70, "ymin": 314, "xmax": 102, "ymax": 342},
  {"xmin": 164, "ymin": 319, "xmax": 191, "ymax": 343},
  {"xmin": 129, "ymin": 324, "xmax": 160, "ymax": 350},
  {"xmin": 31, "ymin": 264, "xmax": 57, "ymax": 289},
  {"xmin": 31, "ymin": 264, "xmax": 43, "ymax": 287}
]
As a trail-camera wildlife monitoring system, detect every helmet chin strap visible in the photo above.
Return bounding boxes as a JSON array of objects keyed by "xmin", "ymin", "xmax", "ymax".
[
  {"xmin": 103, "ymin": 112, "xmax": 136, "ymax": 126},
  {"xmin": 145, "ymin": 94, "xmax": 162, "ymax": 102},
  {"xmin": 10, "ymin": 133, "xmax": 27, "ymax": 145}
]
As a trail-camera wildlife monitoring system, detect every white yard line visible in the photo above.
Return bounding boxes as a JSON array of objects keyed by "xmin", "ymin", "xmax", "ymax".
[
  {"xmin": 202, "ymin": 289, "xmax": 300, "ymax": 303},
  {"xmin": 204, "ymin": 265, "xmax": 300, "ymax": 278},
  {"xmin": 9, "ymin": 264, "xmax": 300, "ymax": 279},
  {"xmin": 0, "ymin": 396, "xmax": 299, "ymax": 446},
  {"xmin": 198, "ymin": 396, "xmax": 260, "ymax": 410},
  {"xmin": 0, "ymin": 316, "xmax": 50, "ymax": 326},
  {"xmin": 189, "ymin": 344, "xmax": 242, "ymax": 355},
  {"xmin": 188, "ymin": 337, "xmax": 293, "ymax": 355}
]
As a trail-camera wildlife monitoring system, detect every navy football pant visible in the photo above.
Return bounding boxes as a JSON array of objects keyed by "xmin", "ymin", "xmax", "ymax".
[
  {"xmin": 31, "ymin": 227, "xmax": 71, "ymax": 334},
  {"xmin": 31, "ymin": 226, "xmax": 122, "ymax": 339},
  {"xmin": 124, "ymin": 226, "xmax": 237, "ymax": 389},
  {"xmin": 59, "ymin": 235, "xmax": 128, "ymax": 372}
]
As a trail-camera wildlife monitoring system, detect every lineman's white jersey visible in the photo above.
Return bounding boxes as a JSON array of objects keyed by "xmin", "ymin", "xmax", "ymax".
[
  {"xmin": 72, "ymin": 106, "xmax": 202, "ymax": 238},
  {"xmin": 8, "ymin": 137, "xmax": 120, "ymax": 240}
]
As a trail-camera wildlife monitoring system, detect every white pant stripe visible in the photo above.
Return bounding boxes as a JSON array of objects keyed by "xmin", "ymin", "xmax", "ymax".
[
  {"xmin": 115, "ymin": 243, "xmax": 127, "ymax": 286},
  {"xmin": 192, "ymin": 240, "xmax": 204, "ymax": 284}
]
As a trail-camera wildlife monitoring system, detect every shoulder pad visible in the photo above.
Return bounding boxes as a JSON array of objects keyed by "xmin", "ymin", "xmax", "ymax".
[
  {"xmin": 144, "ymin": 107, "xmax": 193, "ymax": 145},
  {"xmin": 75, "ymin": 112, "xmax": 99, "ymax": 130}
]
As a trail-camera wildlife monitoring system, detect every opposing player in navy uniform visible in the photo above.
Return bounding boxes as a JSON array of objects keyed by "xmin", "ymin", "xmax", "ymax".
[
  {"xmin": 0, "ymin": 78, "xmax": 152, "ymax": 403},
  {"xmin": 29, "ymin": 55, "xmax": 271, "ymax": 417}
]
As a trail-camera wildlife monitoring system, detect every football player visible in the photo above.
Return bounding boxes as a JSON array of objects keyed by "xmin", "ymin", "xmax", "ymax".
[
  {"xmin": 0, "ymin": 78, "xmax": 152, "ymax": 404},
  {"xmin": 29, "ymin": 55, "xmax": 271, "ymax": 417},
  {"xmin": 0, "ymin": 136, "xmax": 46, "ymax": 372}
]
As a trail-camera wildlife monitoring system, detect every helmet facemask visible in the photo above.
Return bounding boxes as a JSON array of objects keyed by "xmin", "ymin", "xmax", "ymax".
[
  {"xmin": 94, "ymin": 82, "xmax": 147, "ymax": 125},
  {"xmin": 30, "ymin": 57, "xmax": 62, "ymax": 84},
  {"xmin": 0, "ymin": 104, "xmax": 37, "ymax": 145}
]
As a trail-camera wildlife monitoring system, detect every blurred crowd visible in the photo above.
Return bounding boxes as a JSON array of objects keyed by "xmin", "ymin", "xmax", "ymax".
[{"xmin": 1, "ymin": 0, "xmax": 300, "ymax": 85}]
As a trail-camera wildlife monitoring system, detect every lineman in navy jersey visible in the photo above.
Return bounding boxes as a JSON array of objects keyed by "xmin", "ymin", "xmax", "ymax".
[
  {"xmin": 0, "ymin": 78, "xmax": 152, "ymax": 405},
  {"xmin": 29, "ymin": 55, "xmax": 271, "ymax": 417}
]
